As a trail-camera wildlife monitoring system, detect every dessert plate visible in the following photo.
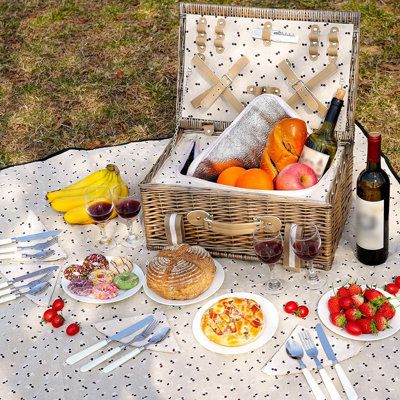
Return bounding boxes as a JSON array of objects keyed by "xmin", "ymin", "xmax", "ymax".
[
  {"xmin": 317, "ymin": 286, "xmax": 400, "ymax": 341},
  {"xmin": 143, "ymin": 260, "xmax": 224, "ymax": 306},
  {"xmin": 61, "ymin": 263, "xmax": 144, "ymax": 305},
  {"xmin": 192, "ymin": 292, "xmax": 279, "ymax": 355}
]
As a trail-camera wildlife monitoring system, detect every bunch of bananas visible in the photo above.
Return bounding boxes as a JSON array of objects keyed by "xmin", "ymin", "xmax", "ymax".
[{"xmin": 47, "ymin": 164, "xmax": 129, "ymax": 225}]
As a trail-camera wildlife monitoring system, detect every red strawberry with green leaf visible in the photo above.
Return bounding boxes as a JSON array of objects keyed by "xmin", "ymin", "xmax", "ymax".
[
  {"xmin": 348, "ymin": 283, "xmax": 362, "ymax": 296},
  {"xmin": 375, "ymin": 302, "xmax": 396, "ymax": 320},
  {"xmin": 373, "ymin": 315, "xmax": 389, "ymax": 331},
  {"xmin": 357, "ymin": 318, "xmax": 378, "ymax": 334},
  {"xmin": 337, "ymin": 286, "xmax": 350, "ymax": 298},
  {"xmin": 351, "ymin": 293, "xmax": 364, "ymax": 308},
  {"xmin": 330, "ymin": 312, "xmax": 346, "ymax": 327},
  {"xmin": 345, "ymin": 308, "xmax": 362, "ymax": 321},
  {"xmin": 364, "ymin": 288, "xmax": 386, "ymax": 305},
  {"xmin": 328, "ymin": 296, "xmax": 341, "ymax": 314},
  {"xmin": 359, "ymin": 302, "xmax": 377, "ymax": 318}
]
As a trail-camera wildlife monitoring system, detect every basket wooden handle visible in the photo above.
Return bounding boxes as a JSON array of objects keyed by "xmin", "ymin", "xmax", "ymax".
[{"xmin": 186, "ymin": 210, "xmax": 281, "ymax": 236}]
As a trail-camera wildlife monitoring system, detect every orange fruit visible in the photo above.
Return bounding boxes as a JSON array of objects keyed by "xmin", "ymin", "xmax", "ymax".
[
  {"xmin": 235, "ymin": 168, "xmax": 274, "ymax": 190},
  {"xmin": 217, "ymin": 166, "xmax": 246, "ymax": 186}
]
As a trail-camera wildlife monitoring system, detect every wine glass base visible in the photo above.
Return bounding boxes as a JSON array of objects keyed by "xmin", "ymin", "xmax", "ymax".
[
  {"xmin": 119, "ymin": 237, "xmax": 141, "ymax": 248},
  {"xmin": 94, "ymin": 239, "xmax": 115, "ymax": 252},
  {"xmin": 304, "ymin": 273, "xmax": 327, "ymax": 290},
  {"xmin": 263, "ymin": 279, "xmax": 287, "ymax": 295}
]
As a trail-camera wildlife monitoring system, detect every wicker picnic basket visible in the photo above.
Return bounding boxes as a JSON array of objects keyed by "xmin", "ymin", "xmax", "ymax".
[{"xmin": 140, "ymin": 3, "xmax": 360, "ymax": 270}]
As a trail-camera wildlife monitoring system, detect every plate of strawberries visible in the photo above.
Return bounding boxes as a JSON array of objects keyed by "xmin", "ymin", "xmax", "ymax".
[{"xmin": 317, "ymin": 282, "xmax": 400, "ymax": 341}]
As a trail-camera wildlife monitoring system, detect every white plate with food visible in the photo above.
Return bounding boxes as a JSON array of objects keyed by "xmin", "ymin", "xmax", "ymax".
[
  {"xmin": 61, "ymin": 255, "xmax": 144, "ymax": 304},
  {"xmin": 317, "ymin": 286, "xmax": 400, "ymax": 341},
  {"xmin": 192, "ymin": 292, "xmax": 279, "ymax": 355},
  {"xmin": 143, "ymin": 260, "xmax": 224, "ymax": 306}
]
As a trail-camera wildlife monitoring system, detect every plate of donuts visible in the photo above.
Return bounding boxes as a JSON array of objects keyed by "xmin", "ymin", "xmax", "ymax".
[{"xmin": 61, "ymin": 254, "xmax": 144, "ymax": 304}]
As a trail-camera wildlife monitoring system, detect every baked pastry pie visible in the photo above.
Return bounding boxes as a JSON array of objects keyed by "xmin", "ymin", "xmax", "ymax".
[
  {"xmin": 146, "ymin": 244, "xmax": 216, "ymax": 300},
  {"xmin": 201, "ymin": 297, "xmax": 264, "ymax": 347}
]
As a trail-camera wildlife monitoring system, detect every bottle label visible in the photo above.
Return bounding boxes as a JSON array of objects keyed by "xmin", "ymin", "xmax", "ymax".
[
  {"xmin": 298, "ymin": 146, "xmax": 330, "ymax": 179},
  {"xmin": 355, "ymin": 197, "xmax": 384, "ymax": 250}
]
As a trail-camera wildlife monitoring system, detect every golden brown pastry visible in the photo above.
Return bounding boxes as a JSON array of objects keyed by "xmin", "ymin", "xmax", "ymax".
[
  {"xmin": 201, "ymin": 297, "xmax": 264, "ymax": 347},
  {"xmin": 146, "ymin": 244, "xmax": 216, "ymax": 300},
  {"xmin": 109, "ymin": 257, "xmax": 133, "ymax": 275}
]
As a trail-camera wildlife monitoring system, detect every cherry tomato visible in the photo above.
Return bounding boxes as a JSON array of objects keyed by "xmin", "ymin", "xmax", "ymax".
[
  {"xmin": 284, "ymin": 301, "xmax": 299, "ymax": 314},
  {"xmin": 42, "ymin": 309, "xmax": 56, "ymax": 323},
  {"xmin": 345, "ymin": 321, "xmax": 362, "ymax": 336},
  {"xmin": 51, "ymin": 314, "xmax": 64, "ymax": 328},
  {"xmin": 385, "ymin": 283, "xmax": 399, "ymax": 295},
  {"xmin": 52, "ymin": 298, "xmax": 65, "ymax": 311},
  {"xmin": 394, "ymin": 276, "xmax": 400, "ymax": 287},
  {"xmin": 296, "ymin": 305, "xmax": 309, "ymax": 318},
  {"xmin": 66, "ymin": 323, "xmax": 80, "ymax": 336}
]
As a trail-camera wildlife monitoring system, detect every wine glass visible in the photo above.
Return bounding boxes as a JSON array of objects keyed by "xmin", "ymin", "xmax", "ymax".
[
  {"xmin": 253, "ymin": 225, "xmax": 286, "ymax": 295},
  {"xmin": 84, "ymin": 186, "xmax": 114, "ymax": 250},
  {"xmin": 290, "ymin": 223, "xmax": 326, "ymax": 290},
  {"xmin": 113, "ymin": 185, "xmax": 141, "ymax": 247}
]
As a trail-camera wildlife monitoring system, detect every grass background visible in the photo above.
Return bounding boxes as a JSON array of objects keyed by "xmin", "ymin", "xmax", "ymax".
[{"xmin": 0, "ymin": 0, "xmax": 399, "ymax": 172}]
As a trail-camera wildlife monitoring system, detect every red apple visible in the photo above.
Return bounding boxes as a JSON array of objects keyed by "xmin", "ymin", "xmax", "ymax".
[{"xmin": 275, "ymin": 163, "xmax": 318, "ymax": 190}]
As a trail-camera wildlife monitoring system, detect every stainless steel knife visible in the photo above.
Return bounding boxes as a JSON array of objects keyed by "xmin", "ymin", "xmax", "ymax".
[
  {"xmin": 65, "ymin": 315, "xmax": 155, "ymax": 365},
  {"xmin": 0, "ymin": 281, "xmax": 51, "ymax": 304},
  {"xmin": 0, "ymin": 237, "xmax": 58, "ymax": 254},
  {"xmin": 0, "ymin": 265, "xmax": 60, "ymax": 290},
  {"xmin": 0, "ymin": 230, "xmax": 61, "ymax": 246},
  {"xmin": 0, "ymin": 271, "xmax": 54, "ymax": 297},
  {"xmin": 315, "ymin": 324, "xmax": 358, "ymax": 400}
]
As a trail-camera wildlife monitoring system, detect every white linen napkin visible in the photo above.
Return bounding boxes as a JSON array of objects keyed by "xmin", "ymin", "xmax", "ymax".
[
  {"xmin": 0, "ymin": 210, "xmax": 67, "ymax": 262},
  {"xmin": 262, "ymin": 324, "xmax": 363, "ymax": 376},
  {"xmin": 94, "ymin": 312, "xmax": 180, "ymax": 353}
]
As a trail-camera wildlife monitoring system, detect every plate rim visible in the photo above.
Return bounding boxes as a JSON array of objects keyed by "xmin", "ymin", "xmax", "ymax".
[
  {"xmin": 61, "ymin": 262, "xmax": 144, "ymax": 304},
  {"xmin": 142, "ymin": 259, "xmax": 225, "ymax": 306},
  {"xmin": 317, "ymin": 285, "xmax": 400, "ymax": 341},
  {"xmin": 192, "ymin": 291, "xmax": 279, "ymax": 355}
]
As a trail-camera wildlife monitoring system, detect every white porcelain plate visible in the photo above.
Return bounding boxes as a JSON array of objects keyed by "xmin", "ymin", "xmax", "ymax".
[
  {"xmin": 143, "ymin": 260, "xmax": 225, "ymax": 306},
  {"xmin": 192, "ymin": 292, "xmax": 279, "ymax": 355},
  {"xmin": 317, "ymin": 286, "xmax": 400, "ymax": 341},
  {"xmin": 61, "ymin": 262, "xmax": 144, "ymax": 305}
]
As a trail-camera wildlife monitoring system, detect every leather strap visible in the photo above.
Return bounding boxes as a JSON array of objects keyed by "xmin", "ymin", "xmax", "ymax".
[
  {"xmin": 214, "ymin": 18, "xmax": 225, "ymax": 53},
  {"xmin": 262, "ymin": 21, "xmax": 272, "ymax": 46},
  {"xmin": 247, "ymin": 85, "xmax": 280, "ymax": 96},
  {"xmin": 200, "ymin": 55, "xmax": 249, "ymax": 110},
  {"xmin": 309, "ymin": 24, "xmax": 320, "ymax": 61},
  {"xmin": 328, "ymin": 27, "xmax": 339, "ymax": 63},
  {"xmin": 190, "ymin": 54, "xmax": 246, "ymax": 112},
  {"xmin": 164, "ymin": 213, "xmax": 185, "ymax": 245},
  {"xmin": 283, "ymin": 223, "xmax": 304, "ymax": 272},
  {"xmin": 196, "ymin": 18, "xmax": 207, "ymax": 53}
]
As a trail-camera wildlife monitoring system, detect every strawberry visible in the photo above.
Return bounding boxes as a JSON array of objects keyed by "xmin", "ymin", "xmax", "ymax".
[
  {"xmin": 339, "ymin": 296, "xmax": 354, "ymax": 310},
  {"xmin": 357, "ymin": 318, "xmax": 377, "ymax": 334},
  {"xmin": 337, "ymin": 287, "xmax": 350, "ymax": 298},
  {"xmin": 348, "ymin": 283, "xmax": 362, "ymax": 296},
  {"xmin": 328, "ymin": 296, "xmax": 341, "ymax": 314},
  {"xmin": 351, "ymin": 293, "xmax": 364, "ymax": 308},
  {"xmin": 373, "ymin": 315, "xmax": 389, "ymax": 331},
  {"xmin": 345, "ymin": 308, "xmax": 362, "ymax": 321},
  {"xmin": 330, "ymin": 312, "xmax": 347, "ymax": 327},
  {"xmin": 364, "ymin": 288, "xmax": 386, "ymax": 305},
  {"xmin": 375, "ymin": 302, "xmax": 396, "ymax": 320},
  {"xmin": 359, "ymin": 302, "xmax": 377, "ymax": 318}
]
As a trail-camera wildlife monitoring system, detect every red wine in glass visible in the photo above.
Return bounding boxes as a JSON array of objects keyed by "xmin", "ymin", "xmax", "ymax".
[
  {"xmin": 292, "ymin": 238, "xmax": 320, "ymax": 261},
  {"xmin": 115, "ymin": 199, "xmax": 141, "ymax": 219},
  {"xmin": 254, "ymin": 240, "xmax": 283, "ymax": 264},
  {"xmin": 87, "ymin": 201, "xmax": 113, "ymax": 222}
]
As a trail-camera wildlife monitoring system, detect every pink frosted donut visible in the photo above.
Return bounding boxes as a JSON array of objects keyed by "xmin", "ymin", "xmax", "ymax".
[
  {"xmin": 83, "ymin": 254, "xmax": 109, "ymax": 270},
  {"xmin": 64, "ymin": 265, "xmax": 88, "ymax": 281},
  {"xmin": 92, "ymin": 283, "xmax": 118, "ymax": 300},
  {"xmin": 88, "ymin": 269, "xmax": 115, "ymax": 285},
  {"xmin": 68, "ymin": 279, "xmax": 93, "ymax": 296}
]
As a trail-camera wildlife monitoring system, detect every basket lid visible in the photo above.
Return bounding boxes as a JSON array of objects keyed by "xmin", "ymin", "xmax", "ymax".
[{"xmin": 176, "ymin": 3, "xmax": 360, "ymax": 143}]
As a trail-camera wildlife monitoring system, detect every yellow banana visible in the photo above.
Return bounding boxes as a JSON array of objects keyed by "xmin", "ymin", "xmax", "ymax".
[
  {"xmin": 63, "ymin": 205, "xmax": 93, "ymax": 225},
  {"xmin": 46, "ymin": 164, "xmax": 117, "ymax": 201},
  {"xmin": 117, "ymin": 174, "xmax": 129, "ymax": 197}
]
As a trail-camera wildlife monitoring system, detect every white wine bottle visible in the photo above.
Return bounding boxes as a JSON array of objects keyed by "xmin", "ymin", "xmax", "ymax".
[
  {"xmin": 299, "ymin": 88, "xmax": 345, "ymax": 178},
  {"xmin": 356, "ymin": 132, "xmax": 390, "ymax": 265}
]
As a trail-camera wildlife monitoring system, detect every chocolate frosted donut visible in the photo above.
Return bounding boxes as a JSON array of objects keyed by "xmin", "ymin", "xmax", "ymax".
[
  {"xmin": 64, "ymin": 265, "xmax": 86, "ymax": 281},
  {"xmin": 83, "ymin": 254, "xmax": 109, "ymax": 270},
  {"xmin": 68, "ymin": 279, "xmax": 93, "ymax": 296}
]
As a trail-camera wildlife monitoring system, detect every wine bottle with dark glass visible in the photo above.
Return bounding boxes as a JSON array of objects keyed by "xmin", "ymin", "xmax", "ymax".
[
  {"xmin": 356, "ymin": 132, "xmax": 390, "ymax": 265},
  {"xmin": 299, "ymin": 88, "xmax": 346, "ymax": 178}
]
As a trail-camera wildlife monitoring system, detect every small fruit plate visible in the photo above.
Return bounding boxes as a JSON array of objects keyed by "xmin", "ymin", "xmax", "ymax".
[
  {"xmin": 192, "ymin": 292, "xmax": 279, "ymax": 355},
  {"xmin": 143, "ymin": 260, "xmax": 224, "ymax": 306},
  {"xmin": 317, "ymin": 286, "xmax": 400, "ymax": 341},
  {"xmin": 61, "ymin": 263, "xmax": 144, "ymax": 305}
]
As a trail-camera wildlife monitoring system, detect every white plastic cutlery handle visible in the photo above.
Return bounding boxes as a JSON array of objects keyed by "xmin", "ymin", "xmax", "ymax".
[
  {"xmin": 80, "ymin": 347, "xmax": 122, "ymax": 372},
  {"xmin": 0, "ymin": 281, "xmax": 10, "ymax": 290},
  {"xmin": 319, "ymin": 368, "xmax": 342, "ymax": 400},
  {"xmin": 0, "ymin": 245, "xmax": 18, "ymax": 254},
  {"xmin": 0, "ymin": 287, "xmax": 13, "ymax": 297},
  {"xmin": 102, "ymin": 347, "xmax": 142, "ymax": 373},
  {"xmin": 0, "ymin": 293, "xmax": 18, "ymax": 304},
  {"xmin": 302, "ymin": 368, "xmax": 326, "ymax": 400},
  {"xmin": 0, "ymin": 253, "xmax": 21, "ymax": 261},
  {"xmin": 334, "ymin": 364, "xmax": 358, "ymax": 400},
  {"xmin": 66, "ymin": 340, "xmax": 108, "ymax": 365},
  {"xmin": 0, "ymin": 238, "xmax": 13, "ymax": 246}
]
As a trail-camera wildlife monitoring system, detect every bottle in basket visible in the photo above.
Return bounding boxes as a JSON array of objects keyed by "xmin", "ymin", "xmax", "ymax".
[
  {"xmin": 299, "ymin": 88, "xmax": 345, "ymax": 178},
  {"xmin": 356, "ymin": 132, "xmax": 390, "ymax": 265}
]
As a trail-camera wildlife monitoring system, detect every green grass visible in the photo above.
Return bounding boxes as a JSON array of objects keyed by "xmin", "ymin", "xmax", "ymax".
[{"xmin": 0, "ymin": 0, "xmax": 399, "ymax": 172}]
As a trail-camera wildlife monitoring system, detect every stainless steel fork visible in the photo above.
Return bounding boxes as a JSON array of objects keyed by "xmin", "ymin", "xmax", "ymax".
[
  {"xmin": 0, "ymin": 237, "xmax": 58, "ymax": 254},
  {"xmin": 299, "ymin": 330, "xmax": 343, "ymax": 400},
  {"xmin": 0, "ymin": 248, "xmax": 55, "ymax": 261},
  {"xmin": 80, "ymin": 319, "xmax": 160, "ymax": 372}
]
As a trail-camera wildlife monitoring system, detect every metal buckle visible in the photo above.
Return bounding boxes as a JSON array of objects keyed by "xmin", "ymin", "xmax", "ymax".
[{"xmin": 220, "ymin": 73, "xmax": 233, "ymax": 87}]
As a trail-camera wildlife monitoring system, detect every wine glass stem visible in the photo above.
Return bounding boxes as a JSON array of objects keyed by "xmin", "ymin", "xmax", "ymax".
[
  {"xmin": 126, "ymin": 218, "xmax": 137, "ymax": 242},
  {"xmin": 306, "ymin": 260, "xmax": 319, "ymax": 281},
  {"xmin": 98, "ymin": 222, "xmax": 108, "ymax": 244},
  {"xmin": 268, "ymin": 263, "xmax": 280, "ymax": 288}
]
